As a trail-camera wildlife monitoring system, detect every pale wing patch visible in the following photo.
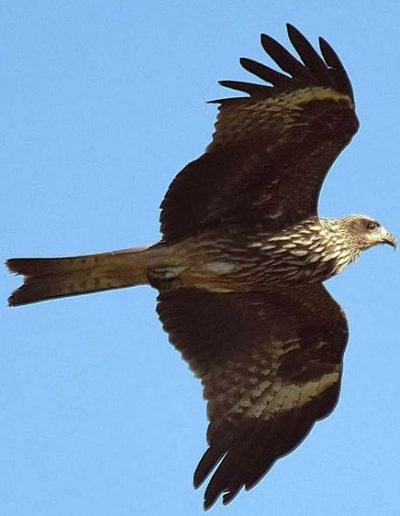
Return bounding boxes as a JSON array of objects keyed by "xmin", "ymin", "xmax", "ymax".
[{"xmin": 231, "ymin": 368, "xmax": 340, "ymax": 419}]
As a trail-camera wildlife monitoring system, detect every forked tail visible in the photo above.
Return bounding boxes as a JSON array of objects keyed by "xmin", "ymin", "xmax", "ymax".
[{"xmin": 7, "ymin": 246, "xmax": 153, "ymax": 306}]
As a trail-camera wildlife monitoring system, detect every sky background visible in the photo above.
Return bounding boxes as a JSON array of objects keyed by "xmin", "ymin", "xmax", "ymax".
[{"xmin": 1, "ymin": 2, "xmax": 400, "ymax": 515}]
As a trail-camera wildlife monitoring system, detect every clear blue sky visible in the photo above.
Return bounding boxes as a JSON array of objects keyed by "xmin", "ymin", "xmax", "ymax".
[{"xmin": 1, "ymin": 2, "xmax": 399, "ymax": 515}]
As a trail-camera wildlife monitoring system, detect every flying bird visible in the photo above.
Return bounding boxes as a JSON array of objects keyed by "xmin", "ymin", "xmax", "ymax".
[{"xmin": 7, "ymin": 24, "xmax": 396, "ymax": 509}]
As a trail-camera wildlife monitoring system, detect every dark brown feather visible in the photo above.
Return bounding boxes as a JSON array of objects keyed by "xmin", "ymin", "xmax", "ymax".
[
  {"xmin": 7, "ymin": 248, "xmax": 150, "ymax": 306},
  {"xmin": 160, "ymin": 25, "xmax": 359, "ymax": 241},
  {"xmin": 286, "ymin": 24, "xmax": 331, "ymax": 84},
  {"xmin": 239, "ymin": 57, "xmax": 291, "ymax": 88},
  {"xmin": 157, "ymin": 286, "xmax": 348, "ymax": 508},
  {"xmin": 260, "ymin": 32, "xmax": 311, "ymax": 79},
  {"xmin": 319, "ymin": 37, "xmax": 354, "ymax": 99},
  {"xmin": 218, "ymin": 80, "xmax": 272, "ymax": 98}
]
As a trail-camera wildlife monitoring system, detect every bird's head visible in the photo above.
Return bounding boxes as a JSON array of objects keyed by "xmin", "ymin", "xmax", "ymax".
[{"xmin": 342, "ymin": 215, "xmax": 396, "ymax": 251}]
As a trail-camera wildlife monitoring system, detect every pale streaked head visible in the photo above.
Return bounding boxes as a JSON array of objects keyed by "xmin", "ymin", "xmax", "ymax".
[{"xmin": 339, "ymin": 215, "xmax": 397, "ymax": 251}]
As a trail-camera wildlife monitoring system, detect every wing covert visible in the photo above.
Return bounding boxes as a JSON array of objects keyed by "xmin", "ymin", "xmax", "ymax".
[{"xmin": 157, "ymin": 285, "xmax": 348, "ymax": 508}]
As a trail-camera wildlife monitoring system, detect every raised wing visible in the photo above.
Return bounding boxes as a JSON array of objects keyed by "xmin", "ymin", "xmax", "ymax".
[
  {"xmin": 160, "ymin": 24, "xmax": 358, "ymax": 241},
  {"xmin": 157, "ymin": 285, "xmax": 348, "ymax": 508}
]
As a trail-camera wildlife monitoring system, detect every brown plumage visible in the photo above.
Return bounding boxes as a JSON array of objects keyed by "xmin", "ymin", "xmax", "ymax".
[{"xmin": 7, "ymin": 24, "xmax": 396, "ymax": 509}]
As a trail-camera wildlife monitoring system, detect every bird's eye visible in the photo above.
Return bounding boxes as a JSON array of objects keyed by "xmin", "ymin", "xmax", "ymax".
[{"xmin": 366, "ymin": 221, "xmax": 379, "ymax": 231}]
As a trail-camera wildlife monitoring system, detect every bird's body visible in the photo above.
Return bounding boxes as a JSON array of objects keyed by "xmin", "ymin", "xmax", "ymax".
[
  {"xmin": 148, "ymin": 216, "xmax": 365, "ymax": 292},
  {"xmin": 7, "ymin": 25, "xmax": 395, "ymax": 509}
]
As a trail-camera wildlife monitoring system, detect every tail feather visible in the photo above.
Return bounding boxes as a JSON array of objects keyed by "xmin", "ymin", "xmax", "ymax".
[{"xmin": 7, "ymin": 247, "xmax": 152, "ymax": 306}]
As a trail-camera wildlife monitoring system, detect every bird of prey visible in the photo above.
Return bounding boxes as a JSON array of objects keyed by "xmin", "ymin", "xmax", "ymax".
[{"xmin": 7, "ymin": 24, "xmax": 396, "ymax": 509}]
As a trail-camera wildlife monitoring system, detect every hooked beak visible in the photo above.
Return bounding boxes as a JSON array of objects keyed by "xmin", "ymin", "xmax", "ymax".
[{"xmin": 382, "ymin": 230, "xmax": 397, "ymax": 249}]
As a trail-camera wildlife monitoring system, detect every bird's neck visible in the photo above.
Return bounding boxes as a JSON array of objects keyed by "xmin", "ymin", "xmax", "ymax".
[{"xmin": 319, "ymin": 218, "xmax": 361, "ymax": 274}]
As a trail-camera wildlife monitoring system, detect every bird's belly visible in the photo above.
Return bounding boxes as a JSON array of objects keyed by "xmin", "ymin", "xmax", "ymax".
[
  {"xmin": 159, "ymin": 230, "xmax": 342, "ymax": 293},
  {"xmin": 179, "ymin": 251, "xmax": 337, "ymax": 292}
]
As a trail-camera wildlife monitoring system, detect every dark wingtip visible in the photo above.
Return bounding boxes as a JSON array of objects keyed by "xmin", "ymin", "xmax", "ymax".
[
  {"xmin": 218, "ymin": 79, "xmax": 272, "ymax": 98},
  {"xmin": 6, "ymin": 258, "xmax": 20, "ymax": 275},
  {"xmin": 318, "ymin": 35, "xmax": 354, "ymax": 100},
  {"xmin": 193, "ymin": 472, "xmax": 202, "ymax": 490},
  {"xmin": 286, "ymin": 23, "xmax": 300, "ymax": 44},
  {"xmin": 222, "ymin": 487, "xmax": 241, "ymax": 506},
  {"xmin": 193, "ymin": 446, "xmax": 223, "ymax": 489},
  {"xmin": 215, "ymin": 24, "xmax": 354, "ymax": 104},
  {"xmin": 203, "ymin": 499, "xmax": 212, "ymax": 511},
  {"xmin": 286, "ymin": 22, "xmax": 297, "ymax": 33},
  {"xmin": 203, "ymin": 491, "xmax": 218, "ymax": 511},
  {"xmin": 6, "ymin": 259, "xmax": 24, "ymax": 307},
  {"xmin": 7, "ymin": 286, "xmax": 30, "ymax": 307}
]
